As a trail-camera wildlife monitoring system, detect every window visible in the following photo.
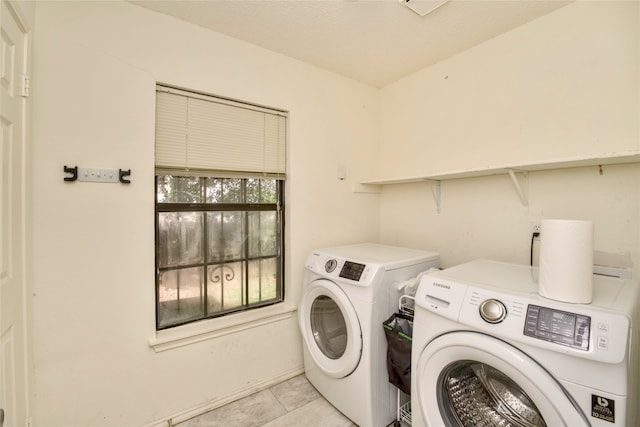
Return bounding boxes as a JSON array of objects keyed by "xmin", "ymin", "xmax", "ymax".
[
  {"xmin": 155, "ymin": 176, "xmax": 284, "ymax": 329},
  {"xmin": 154, "ymin": 85, "xmax": 286, "ymax": 330}
]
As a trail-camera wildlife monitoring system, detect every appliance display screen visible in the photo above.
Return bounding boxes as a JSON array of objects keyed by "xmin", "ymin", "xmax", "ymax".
[
  {"xmin": 524, "ymin": 305, "xmax": 590, "ymax": 351},
  {"xmin": 339, "ymin": 261, "xmax": 366, "ymax": 281}
]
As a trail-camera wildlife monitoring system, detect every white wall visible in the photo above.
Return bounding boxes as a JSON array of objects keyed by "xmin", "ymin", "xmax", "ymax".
[
  {"xmin": 378, "ymin": 1, "xmax": 640, "ymax": 277},
  {"xmin": 29, "ymin": 2, "xmax": 380, "ymax": 426},
  {"xmin": 379, "ymin": 1, "xmax": 639, "ymax": 177},
  {"xmin": 27, "ymin": 1, "xmax": 640, "ymax": 426}
]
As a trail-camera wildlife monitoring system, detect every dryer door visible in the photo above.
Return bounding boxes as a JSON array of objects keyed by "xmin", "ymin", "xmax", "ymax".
[
  {"xmin": 415, "ymin": 331, "xmax": 589, "ymax": 427},
  {"xmin": 298, "ymin": 279, "xmax": 362, "ymax": 378}
]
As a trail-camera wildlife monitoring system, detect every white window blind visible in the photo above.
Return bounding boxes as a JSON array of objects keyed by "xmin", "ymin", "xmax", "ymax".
[{"xmin": 155, "ymin": 85, "xmax": 287, "ymax": 178}]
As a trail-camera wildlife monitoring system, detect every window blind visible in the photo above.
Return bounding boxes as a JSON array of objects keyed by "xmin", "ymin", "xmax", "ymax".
[{"xmin": 155, "ymin": 85, "xmax": 287, "ymax": 178}]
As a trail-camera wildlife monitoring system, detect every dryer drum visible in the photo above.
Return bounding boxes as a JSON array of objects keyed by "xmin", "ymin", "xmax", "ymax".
[
  {"xmin": 439, "ymin": 361, "xmax": 546, "ymax": 427},
  {"xmin": 310, "ymin": 295, "xmax": 348, "ymax": 360},
  {"xmin": 383, "ymin": 312, "xmax": 413, "ymax": 395}
]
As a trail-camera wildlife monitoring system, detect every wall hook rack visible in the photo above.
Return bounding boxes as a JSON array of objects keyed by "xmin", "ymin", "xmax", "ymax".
[{"xmin": 63, "ymin": 165, "xmax": 132, "ymax": 184}]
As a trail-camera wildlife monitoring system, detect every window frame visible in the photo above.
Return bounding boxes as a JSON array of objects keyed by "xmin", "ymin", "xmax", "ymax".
[{"xmin": 154, "ymin": 176, "xmax": 285, "ymax": 331}]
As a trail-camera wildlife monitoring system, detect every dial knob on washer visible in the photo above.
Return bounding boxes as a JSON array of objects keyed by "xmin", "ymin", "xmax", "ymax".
[
  {"xmin": 325, "ymin": 259, "xmax": 338, "ymax": 273},
  {"xmin": 479, "ymin": 299, "xmax": 507, "ymax": 323}
]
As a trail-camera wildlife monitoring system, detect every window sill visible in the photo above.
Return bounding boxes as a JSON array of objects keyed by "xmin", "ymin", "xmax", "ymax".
[{"xmin": 148, "ymin": 303, "xmax": 297, "ymax": 352}]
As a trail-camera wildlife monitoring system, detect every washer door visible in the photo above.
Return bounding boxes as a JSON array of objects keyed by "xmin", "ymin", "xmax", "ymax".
[
  {"xmin": 298, "ymin": 279, "xmax": 362, "ymax": 378},
  {"xmin": 416, "ymin": 331, "xmax": 589, "ymax": 427}
]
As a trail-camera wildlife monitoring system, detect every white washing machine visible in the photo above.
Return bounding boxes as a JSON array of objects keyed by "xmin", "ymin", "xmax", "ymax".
[
  {"xmin": 298, "ymin": 243, "xmax": 439, "ymax": 427},
  {"xmin": 411, "ymin": 259, "xmax": 639, "ymax": 427}
]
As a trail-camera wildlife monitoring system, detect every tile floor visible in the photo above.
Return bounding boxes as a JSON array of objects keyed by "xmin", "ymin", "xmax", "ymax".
[{"xmin": 178, "ymin": 374, "xmax": 398, "ymax": 427}]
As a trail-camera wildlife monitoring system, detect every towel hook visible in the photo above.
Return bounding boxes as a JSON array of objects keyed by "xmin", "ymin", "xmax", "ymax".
[
  {"xmin": 63, "ymin": 165, "xmax": 78, "ymax": 182},
  {"xmin": 119, "ymin": 169, "xmax": 131, "ymax": 184}
]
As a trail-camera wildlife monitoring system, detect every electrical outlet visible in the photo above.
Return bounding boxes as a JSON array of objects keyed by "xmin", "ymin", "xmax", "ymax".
[{"xmin": 530, "ymin": 221, "xmax": 541, "ymax": 233}]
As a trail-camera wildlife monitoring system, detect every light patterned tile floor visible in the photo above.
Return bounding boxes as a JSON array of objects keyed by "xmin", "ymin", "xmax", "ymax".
[{"xmin": 178, "ymin": 374, "xmax": 401, "ymax": 427}]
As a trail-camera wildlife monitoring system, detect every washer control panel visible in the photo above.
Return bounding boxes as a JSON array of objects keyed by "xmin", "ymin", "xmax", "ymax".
[
  {"xmin": 524, "ymin": 305, "xmax": 590, "ymax": 351},
  {"xmin": 416, "ymin": 273, "xmax": 631, "ymax": 364}
]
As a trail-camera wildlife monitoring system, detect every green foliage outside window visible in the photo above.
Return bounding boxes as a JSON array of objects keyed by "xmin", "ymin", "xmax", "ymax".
[{"xmin": 155, "ymin": 176, "xmax": 284, "ymax": 329}]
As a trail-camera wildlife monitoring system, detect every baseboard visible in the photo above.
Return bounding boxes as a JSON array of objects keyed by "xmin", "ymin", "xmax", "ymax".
[{"xmin": 141, "ymin": 367, "xmax": 305, "ymax": 427}]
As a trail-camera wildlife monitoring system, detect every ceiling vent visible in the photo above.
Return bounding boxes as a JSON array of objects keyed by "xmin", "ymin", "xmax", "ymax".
[{"xmin": 399, "ymin": 0, "xmax": 450, "ymax": 17}]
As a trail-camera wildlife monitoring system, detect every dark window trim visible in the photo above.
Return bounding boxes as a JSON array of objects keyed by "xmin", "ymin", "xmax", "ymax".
[{"xmin": 154, "ymin": 177, "xmax": 285, "ymax": 330}]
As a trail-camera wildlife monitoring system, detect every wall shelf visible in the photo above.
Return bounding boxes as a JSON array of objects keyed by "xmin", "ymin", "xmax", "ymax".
[
  {"xmin": 361, "ymin": 151, "xmax": 640, "ymax": 185},
  {"xmin": 358, "ymin": 151, "xmax": 640, "ymax": 212}
]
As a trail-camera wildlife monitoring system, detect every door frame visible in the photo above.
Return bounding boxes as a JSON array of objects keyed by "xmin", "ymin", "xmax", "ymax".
[{"xmin": 0, "ymin": 1, "xmax": 31, "ymax": 426}]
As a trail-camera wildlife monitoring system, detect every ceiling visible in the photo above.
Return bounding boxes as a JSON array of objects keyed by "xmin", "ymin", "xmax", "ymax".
[{"xmin": 130, "ymin": 0, "xmax": 572, "ymax": 88}]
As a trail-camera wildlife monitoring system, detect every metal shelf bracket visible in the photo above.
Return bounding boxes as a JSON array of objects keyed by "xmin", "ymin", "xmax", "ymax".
[
  {"xmin": 429, "ymin": 180, "xmax": 441, "ymax": 214},
  {"xmin": 507, "ymin": 169, "xmax": 528, "ymax": 206}
]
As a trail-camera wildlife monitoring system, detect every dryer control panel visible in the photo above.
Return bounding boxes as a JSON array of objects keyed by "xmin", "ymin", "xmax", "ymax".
[
  {"xmin": 338, "ymin": 261, "xmax": 366, "ymax": 281},
  {"xmin": 305, "ymin": 252, "xmax": 381, "ymax": 287}
]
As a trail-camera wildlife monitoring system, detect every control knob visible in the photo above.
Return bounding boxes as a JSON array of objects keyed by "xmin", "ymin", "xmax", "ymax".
[
  {"xmin": 325, "ymin": 259, "xmax": 338, "ymax": 273},
  {"xmin": 479, "ymin": 299, "xmax": 507, "ymax": 323}
]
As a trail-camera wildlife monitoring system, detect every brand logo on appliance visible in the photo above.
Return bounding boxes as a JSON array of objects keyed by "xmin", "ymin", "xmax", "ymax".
[
  {"xmin": 592, "ymin": 394, "xmax": 615, "ymax": 423},
  {"xmin": 432, "ymin": 282, "xmax": 450, "ymax": 290}
]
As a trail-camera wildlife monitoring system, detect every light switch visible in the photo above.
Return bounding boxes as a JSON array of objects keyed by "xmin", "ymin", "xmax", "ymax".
[{"xmin": 337, "ymin": 165, "xmax": 347, "ymax": 180}]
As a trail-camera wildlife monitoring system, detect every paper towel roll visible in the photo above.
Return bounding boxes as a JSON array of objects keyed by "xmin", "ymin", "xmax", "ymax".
[{"xmin": 538, "ymin": 219, "xmax": 593, "ymax": 303}]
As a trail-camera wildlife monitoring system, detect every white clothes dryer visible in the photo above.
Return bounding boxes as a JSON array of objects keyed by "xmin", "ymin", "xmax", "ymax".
[
  {"xmin": 411, "ymin": 259, "xmax": 639, "ymax": 427},
  {"xmin": 298, "ymin": 243, "xmax": 439, "ymax": 427}
]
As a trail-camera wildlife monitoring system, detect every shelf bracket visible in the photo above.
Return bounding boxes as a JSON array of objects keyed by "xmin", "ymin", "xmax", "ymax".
[
  {"xmin": 507, "ymin": 169, "xmax": 528, "ymax": 206},
  {"xmin": 428, "ymin": 179, "xmax": 441, "ymax": 214}
]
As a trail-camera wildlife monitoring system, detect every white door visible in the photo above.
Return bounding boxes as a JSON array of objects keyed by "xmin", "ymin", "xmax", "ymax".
[
  {"xmin": 414, "ymin": 332, "xmax": 589, "ymax": 427},
  {"xmin": 298, "ymin": 279, "xmax": 362, "ymax": 378},
  {"xmin": 0, "ymin": 2, "xmax": 29, "ymax": 426}
]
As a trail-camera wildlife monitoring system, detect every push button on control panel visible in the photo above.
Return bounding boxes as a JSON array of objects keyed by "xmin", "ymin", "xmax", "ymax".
[{"xmin": 597, "ymin": 336, "xmax": 609, "ymax": 351}]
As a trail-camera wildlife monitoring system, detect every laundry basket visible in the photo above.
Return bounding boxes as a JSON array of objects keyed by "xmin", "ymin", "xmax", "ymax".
[
  {"xmin": 384, "ymin": 295, "xmax": 415, "ymax": 425},
  {"xmin": 383, "ymin": 310, "xmax": 413, "ymax": 395}
]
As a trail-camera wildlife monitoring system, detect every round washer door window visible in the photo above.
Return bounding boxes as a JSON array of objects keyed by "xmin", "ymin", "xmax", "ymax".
[
  {"xmin": 415, "ymin": 331, "xmax": 589, "ymax": 427},
  {"xmin": 439, "ymin": 360, "xmax": 546, "ymax": 426},
  {"xmin": 298, "ymin": 279, "xmax": 362, "ymax": 378}
]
